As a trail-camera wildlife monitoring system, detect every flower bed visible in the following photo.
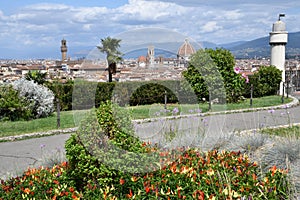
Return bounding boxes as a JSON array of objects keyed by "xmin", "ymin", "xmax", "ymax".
[
  {"xmin": 0, "ymin": 149, "xmax": 291, "ymax": 199},
  {"xmin": 0, "ymin": 162, "xmax": 81, "ymax": 200}
]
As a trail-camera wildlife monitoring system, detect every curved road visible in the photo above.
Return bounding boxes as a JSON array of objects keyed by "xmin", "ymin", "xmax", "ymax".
[{"xmin": 1, "ymin": 99, "xmax": 300, "ymax": 180}]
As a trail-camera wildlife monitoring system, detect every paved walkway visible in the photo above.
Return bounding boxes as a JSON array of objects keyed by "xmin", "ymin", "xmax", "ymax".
[{"xmin": 1, "ymin": 96, "xmax": 300, "ymax": 180}]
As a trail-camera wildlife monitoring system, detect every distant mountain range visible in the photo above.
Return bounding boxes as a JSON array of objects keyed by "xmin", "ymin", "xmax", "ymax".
[
  {"xmin": 219, "ymin": 31, "xmax": 300, "ymax": 59},
  {"xmin": 119, "ymin": 31, "xmax": 300, "ymax": 60}
]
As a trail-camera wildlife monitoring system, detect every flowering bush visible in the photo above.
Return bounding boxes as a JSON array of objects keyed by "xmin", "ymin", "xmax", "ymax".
[{"xmin": 12, "ymin": 78, "xmax": 55, "ymax": 118}]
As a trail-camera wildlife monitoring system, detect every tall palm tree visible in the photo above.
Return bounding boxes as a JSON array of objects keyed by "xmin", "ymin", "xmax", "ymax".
[{"xmin": 97, "ymin": 37, "xmax": 122, "ymax": 82}]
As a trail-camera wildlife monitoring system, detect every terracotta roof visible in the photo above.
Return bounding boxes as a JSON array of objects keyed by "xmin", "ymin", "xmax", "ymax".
[
  {"xmin": 138, "ymin": 56, "xmax": 146, "ymax": 62},
  {"xmin": 177, "ymin": 39, "xmax": 195, "ymax": 58}
]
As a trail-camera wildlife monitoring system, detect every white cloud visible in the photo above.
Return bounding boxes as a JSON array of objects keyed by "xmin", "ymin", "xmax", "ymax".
[
  {"xmin": 0, "ymin": 0, "xmax": 300, "ymax": 58},
  {"xmin": 201, "ymin": 21, "xmax": 222, "ymax": 33},
  {"xmin": 23, "ymin": 3, "xmax": 70, "ymax": 11},
  {"xmin": 115, "ymin": 0, "xmax": 190, "ymax": 23},
  {"xmin": 223, "ymin": 10, "xmax": 243, "ymax": 20},
  {"xmin": 72, "ymin": 7, "xmax": 108, "ymax": 23}
]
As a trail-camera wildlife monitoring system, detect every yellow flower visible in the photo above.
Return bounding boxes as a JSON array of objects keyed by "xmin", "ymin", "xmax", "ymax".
[
  {"xmin": 223, "ymin": 188, "xmax": 228, "ymax": 195},
  {"xmin": 207, "ymin": 168, "xmax": 214, "ymax": 176},
  {"xmin": 264, "ymin": 177, "xmax": 269, "ymax": 183},
  {"xmin": 232, "ymin": 190, "xmax": 241, "ymax": 198},
  {"xmin": 131, "ymin": 176, "xmax": 139, "ymax": 182}
]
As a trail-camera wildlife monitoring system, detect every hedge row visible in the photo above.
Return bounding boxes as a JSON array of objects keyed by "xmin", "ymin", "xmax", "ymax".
[
  {"xmin": 47, "ymin": 80, "xmax": 199, "ymax": 111},
  {"xmin": 47, "ymin": 66, "xmax": 281, "ymax": 111}
]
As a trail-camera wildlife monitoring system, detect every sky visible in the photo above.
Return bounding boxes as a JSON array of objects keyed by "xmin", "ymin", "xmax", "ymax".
[{"xmin": 1, "ymin": 0, "xmax": 300, "ymax": 59}]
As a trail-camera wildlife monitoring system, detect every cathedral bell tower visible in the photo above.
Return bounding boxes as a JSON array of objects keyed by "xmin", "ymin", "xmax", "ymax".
[{"xmin": 61, "ymin": 39, "xmax": 68, "ymax": 61}]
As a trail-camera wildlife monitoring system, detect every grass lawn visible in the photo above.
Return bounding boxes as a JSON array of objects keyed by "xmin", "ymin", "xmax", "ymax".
[
  {"xmin": 260, "ymin": 124, "xmax": 300, "ymax": 138},
  {"xmin": 0, "ymin": 110, "xmax": 80, "ymax": 138},
  {"xmin": 129, "ymin": 95, "xmax": 292, "ymax": 119},
  {"xmin": 0, "ymin": 95, "xmax": 293, "ymax": 138}
]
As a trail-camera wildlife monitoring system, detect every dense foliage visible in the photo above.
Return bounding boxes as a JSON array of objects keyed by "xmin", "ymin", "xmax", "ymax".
[
  {"xmin": 47, "ymin": 80, "xmax": 196, "ymax": 111},
  {"xmin": 244, "ymin": 65, "xmax": 282, "ymax": 98},
  {"xmin": 25, "ymin": 70, "xmax": 47, "ymax": 85},
  {"xmin": 129, "ymin": 83, "xmax": 178, "ymax": 106},
  {"xmin": 183, "ymin": 48, "xmax": 244, "ymax": 103},
  {"xmin": 0, "ymin": 84, "xmax": 32, "ymax": 121},
  {"xmin": 13, "ymin": 78, "xmax": 55, "ymax": 119},
  {"xmin": 65, "ymin": 101, "xmax": 157, "ymax": 191}
]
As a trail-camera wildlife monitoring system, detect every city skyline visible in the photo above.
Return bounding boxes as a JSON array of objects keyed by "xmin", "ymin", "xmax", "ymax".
[{"xmin": 1, "ymin": 0, "xmax": 300, "ymax": 59}]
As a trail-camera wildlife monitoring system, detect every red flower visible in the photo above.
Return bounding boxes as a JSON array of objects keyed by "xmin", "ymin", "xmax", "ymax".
[
  {"xmin": 69, "ymin": 187, "xmax": 74, "ymax": 192},
  {"xmin": 61, "ymin": 161, "xmax": 68, "ymax": 167},
  {"xmin": 145, "ymin": 186, "xmax": 150, "ymax": 194},
  {"xmin": 120, "ymin": 178, "xmax": 125, "ymax": 185},
  {"xmin": 126, "ymin": 189, "xmax": 133, "ymax": 198}
]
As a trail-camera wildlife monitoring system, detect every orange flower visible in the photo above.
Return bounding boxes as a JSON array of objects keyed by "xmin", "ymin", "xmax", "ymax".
[
  {"xmin": 61, "ymin": 161, "xmax": 68, "ymax": 167},
  {"xmin": 24, "ymin": 188, "xmax": 31, "ymax": 194},
  {"xmin": 252, "ymin": 173, "xmax": 257, "ymax": 181},
  {"xmin": 271, "ymin": 166, "xmax": 277, "ymax": 176},
  {"xmin": 53, "ymin": 180, "xmax": 59, "ymax": 185},
  {"xmin": 120, "ymin": 178, "xmax": 125, "ymax": 185},
  {"xmin": 29, "ymin": 180, "xmax": 33, "ymax": 186},
  {"xmin": 170, "ymin": 163, "xmax": 177, "ymax": 173}
]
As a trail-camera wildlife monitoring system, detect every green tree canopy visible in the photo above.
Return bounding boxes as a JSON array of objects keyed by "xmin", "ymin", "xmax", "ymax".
[
  {"xmin": 97, "ymin": 37, "xmax": 123, "ymax": 82},
  {"xmin": 25, "ymin": 70, "xmax": 47, "ymax": 85},
  {"xmin": 183, "ymin": 48, "xmax": 244, "ymax": 103},
  {"xmin": 244, "ymin": 65, "xmax": 282, "ymax": 97}
]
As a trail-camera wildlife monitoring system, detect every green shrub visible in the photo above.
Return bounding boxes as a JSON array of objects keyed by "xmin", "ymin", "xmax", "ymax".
[
  {"xmin": 47, "ymin": 80, "xmax": 74, "ymax": 111},
  {"xmin": 48, "ymin": 80, "xmax": 191, "ymax": 111},
  {"xmin": 129, "ymin": 82, "xmax": 178, "ymax": 106},
  {"xmin": 244, "ymin": 66, "xmax": 282, "ymax": 98},
  {"xmin": 183, "ymin": 48, "xmax": 244, "ymax": 103},
  {"xmin": 65, "ymin": 101, "xmax": 158, "ymax": 191},
  {"xmin": 0, "ymin": 84, "xmax": 32, "ymax": 121},
  {"xmin": 25, "ymin": 70, "xmax": 47, "ymax": 85}
]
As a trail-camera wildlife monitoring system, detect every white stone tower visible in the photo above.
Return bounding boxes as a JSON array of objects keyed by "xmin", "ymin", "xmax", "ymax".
[
  {"xmin": 147, "ymin": 45, "xmax": 155, "ymax": 66},
  {"xmin": 269, "ymin": 14, "xmax": 288, "ymax": 95}
]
